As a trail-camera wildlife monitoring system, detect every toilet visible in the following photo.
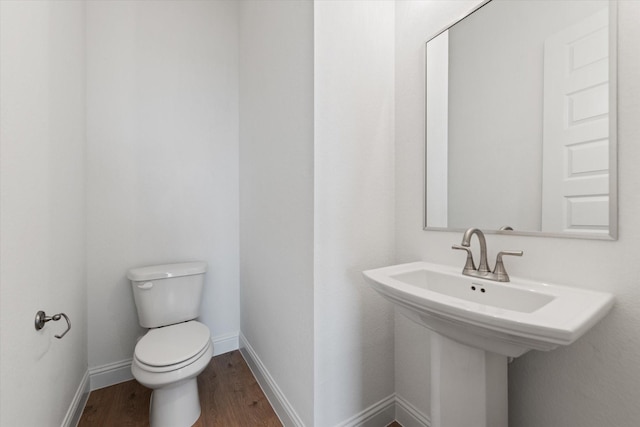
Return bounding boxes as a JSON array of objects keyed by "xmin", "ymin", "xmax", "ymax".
[{"xmin": 128, "ymin": 261, "xmax": 213, "ymax": 427}]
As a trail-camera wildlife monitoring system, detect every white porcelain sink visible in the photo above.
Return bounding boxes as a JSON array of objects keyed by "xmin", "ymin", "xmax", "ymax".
[
  {"xmin": 364, "ymin": 261, "xmax": 614, "ymax": 357},
  {"xmin": 364, "ymin": 261, "xmax": 614, "ymax": 427}
]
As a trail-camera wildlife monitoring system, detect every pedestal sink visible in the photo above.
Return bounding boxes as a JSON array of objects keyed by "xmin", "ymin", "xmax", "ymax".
[{"xmin": 363, "ymin": 262, "xmax": 614, "ymax": 427}]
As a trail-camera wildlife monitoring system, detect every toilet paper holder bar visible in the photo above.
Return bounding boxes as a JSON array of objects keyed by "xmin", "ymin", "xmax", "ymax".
[{"xmin": 34, "ymin": 310, "xmax": 71, "ymax": 339}]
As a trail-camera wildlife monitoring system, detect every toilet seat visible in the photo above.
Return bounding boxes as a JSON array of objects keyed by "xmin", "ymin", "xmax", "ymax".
[
  {"xmin": 134, "ymin": 340, "xmax": 211, "ymax": 373},
  {"xmin": 134, "ymin": 321, "xmax": 210, "ymax": 372}
]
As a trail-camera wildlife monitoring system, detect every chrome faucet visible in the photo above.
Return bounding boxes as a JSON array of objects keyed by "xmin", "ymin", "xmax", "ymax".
[
  {"xmin": 452, "ymin": 227, "xmax": 523, "ymax": 282},
  {"xmin": 460, "ymin": 227, "xmax": 491, "ymax": 274}
]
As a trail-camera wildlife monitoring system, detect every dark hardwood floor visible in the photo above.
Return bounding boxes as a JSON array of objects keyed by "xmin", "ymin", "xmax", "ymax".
[
  {"xmin": 79, "ymin": 350, "xmax": 281, "ymax": 426},
  {"xmin": 78, "ymin": 350, "xmax": 404, "ymax": 426}
]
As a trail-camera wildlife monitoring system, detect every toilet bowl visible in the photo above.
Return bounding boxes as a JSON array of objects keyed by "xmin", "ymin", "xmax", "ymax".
[
  {"xmin": 127, "ymin": 261, "xmax": 211, "ymax": 427},
  {"xmin": 132, "ymin": 321, "xmax": 213, "ymax": 427}
]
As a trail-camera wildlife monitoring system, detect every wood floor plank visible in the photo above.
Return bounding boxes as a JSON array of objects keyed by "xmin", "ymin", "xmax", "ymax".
[
  {"xmin": 196, "ymin": 351, "xmax": 281, "ymax": 426},
  {"xmin": 80, "ymin": 379, "xmax": 151, "ymax": 427},
  {"xmin": 78, "ymin": 350, "xmax": 281, "ymax": 426},
  {"xmin": 79, "ymin": 351, "xmax": 403, "ymax": 426}
]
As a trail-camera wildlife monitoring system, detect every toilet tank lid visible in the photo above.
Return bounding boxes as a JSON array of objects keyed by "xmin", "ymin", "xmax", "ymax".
[{"xmin": 127, "ymin": 261, "xmax": 207, "ymax": 281}]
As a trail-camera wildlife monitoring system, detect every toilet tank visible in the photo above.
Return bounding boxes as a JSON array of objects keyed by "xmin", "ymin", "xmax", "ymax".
[{"xmin": 128, "ymin": 261, "xmax": 207, "ymax": 328}]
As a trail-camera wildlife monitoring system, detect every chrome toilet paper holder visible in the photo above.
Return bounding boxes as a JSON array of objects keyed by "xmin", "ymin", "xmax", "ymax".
[{"xmin": 34, "ymin": 310, "xmax": 71, "ymax": 339}]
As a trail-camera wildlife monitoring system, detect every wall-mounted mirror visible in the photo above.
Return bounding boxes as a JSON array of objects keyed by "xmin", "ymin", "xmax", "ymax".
[{"xmin": 425, "ymin": 0, "xmax": 617, "ymax": 239}]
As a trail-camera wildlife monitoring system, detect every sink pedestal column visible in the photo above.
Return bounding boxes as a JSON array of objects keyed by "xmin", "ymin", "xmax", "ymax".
[{"xmin": 431, "ymin": 333, "xmax": 508, "ymax": 427}]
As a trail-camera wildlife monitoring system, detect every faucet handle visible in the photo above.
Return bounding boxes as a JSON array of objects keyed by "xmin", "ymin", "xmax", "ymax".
[
  {"xmin": 492, "ymin": 250, "xmax": 523, "ymax": 282},
  {"xmin": 452, "ymin": 245, "xmax": 476, "ymax": 274}
]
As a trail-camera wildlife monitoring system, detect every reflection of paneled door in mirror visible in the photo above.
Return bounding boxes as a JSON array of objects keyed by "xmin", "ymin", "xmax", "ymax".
[{"xmin": 542, "ymin": 8, "xmax": 609, "ymax": 234}]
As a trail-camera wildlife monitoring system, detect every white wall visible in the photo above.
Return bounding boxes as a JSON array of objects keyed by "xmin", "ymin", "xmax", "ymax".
[
  {"xmin": 314, "ymin": 1, "xmax": 396, "ymax": 425},
  {"xmin": 86, "ymin": 0, "xmax": 240, "ymax": 369},
  {"xmin": 395, "ymin": 1, "xmax": 640, "ymax": 426},
  {"xmin": 240, "ymin": 3, "xmax": 397, "ymax": 426},
  {"xmin": 239, "ymin": 1, "xmax": 315, "ymax": 425},
  {"xmin": 0, "ymin": 1, "xmax": 87, "ymax": 425}
]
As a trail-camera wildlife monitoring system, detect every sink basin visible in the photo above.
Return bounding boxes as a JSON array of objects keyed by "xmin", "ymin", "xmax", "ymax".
[
  {"xmin": 363, "ymin": 261, "xmax": 614, "ymax": 357},
  {"xmin": 364, "ymin": 261, "xmax": 614, "ymax": 427},
  {"xmin": 390, "ymin": 269, "xmax": 554, "ymax": 313}
]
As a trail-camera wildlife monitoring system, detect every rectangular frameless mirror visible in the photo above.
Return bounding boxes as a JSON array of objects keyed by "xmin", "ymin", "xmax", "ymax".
[{"xmin": 425, "ymin": 0, "xmax": 617, "ymax": 240}]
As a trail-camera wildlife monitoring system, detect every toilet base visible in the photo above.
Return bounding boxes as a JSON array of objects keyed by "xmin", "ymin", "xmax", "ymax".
[{"xmin": 149, "ymin": 378, "xmax": 201, "ymax": 427}]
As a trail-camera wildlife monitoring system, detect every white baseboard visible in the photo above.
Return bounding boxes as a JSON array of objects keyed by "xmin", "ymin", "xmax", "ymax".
[
  {"xmin": 84, "ymin": 332, "xmax": 429, "ymax": 427},
  {"xmin": 61, "ymin": 369, "xmax": 90, "ymax": 427},
  {"xmin": 89, "ymin": 332, "xmax": 240, "ymax": 391},
  {"xmin": 89, "ymin": 358, "xmax": 134, "ymax": 391},
  {"xmin": 395, "ymin": 394, "xmax": 430, "ymax": 427},
  {"xmin": 239, "ymin": 333, "xmax": 306, "ymax": 427},
  {"xmin": 211, "ymin": 331, "xmax": 239, "ymax": 356},
  {"xmin": 335, "ymin": 394, "xmax": 396, "ymax": 427},
  {"xmin": 239, "ymin": 333, "xmax": 402, "ymax": 427}
]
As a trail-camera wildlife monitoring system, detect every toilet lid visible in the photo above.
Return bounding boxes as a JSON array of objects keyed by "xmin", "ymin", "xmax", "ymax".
[{"xmin": 135, "ymin": 321, "xmax": 210, "ymax": 367}]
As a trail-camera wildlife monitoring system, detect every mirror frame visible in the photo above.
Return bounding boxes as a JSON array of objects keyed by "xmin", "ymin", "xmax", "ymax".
[{"xmin": 423, "ymin": 0, "xmax": 618, "ymax": 240}]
